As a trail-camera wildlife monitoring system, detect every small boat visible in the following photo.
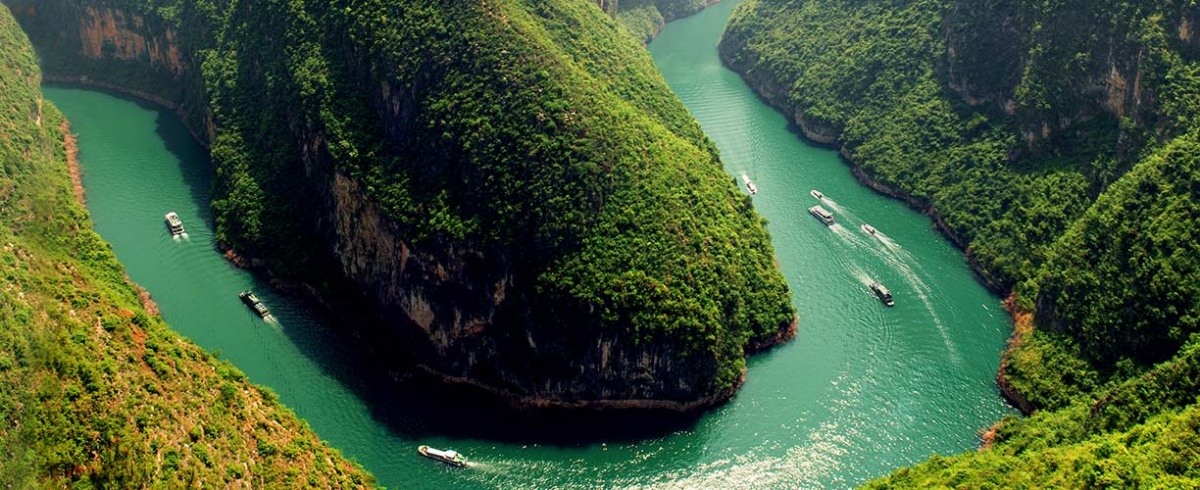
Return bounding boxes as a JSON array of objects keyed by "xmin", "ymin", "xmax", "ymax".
[
  {"xmin": 861, "ymin": 223, "xmax": 877, "ymax": 235},
  {"xmin": 808, "ymin": 205, "xmax": 835, "ymax": 225},
  {"xmin": 164, "ymin": 212, "xmax": 185, "ymax": 236},
  {"xmin": 418, "ymin": 445, "xmax": 467, "ymax": 467},
  {"xmin": 810, "ymin": 189, "xmax": 824, "ymax": 200},
  {"xmin": 238, "ymin": 290, "xmax": 271, "ymax": 318},
  {"xmin": 742, "ymin": 175, "xmax": 758, "ymax": 195},
  {"xmin": 869, "ymin": 282, "xmax": 895, "ymax": 307}
]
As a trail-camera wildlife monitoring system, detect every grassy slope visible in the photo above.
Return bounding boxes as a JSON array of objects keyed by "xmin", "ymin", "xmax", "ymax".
[
  {"xmin": 0, "ymin": 6, "xmax": 373, "ymax": 487},
  {"xmin": 721, "ymin": 0, "xmax": 1200, "ymax": 485}
]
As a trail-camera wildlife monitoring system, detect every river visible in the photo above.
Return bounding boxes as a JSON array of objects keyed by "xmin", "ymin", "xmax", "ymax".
[{"xmin": 42, "ymin": 0, "xmax": 1013, "ymax": 487}]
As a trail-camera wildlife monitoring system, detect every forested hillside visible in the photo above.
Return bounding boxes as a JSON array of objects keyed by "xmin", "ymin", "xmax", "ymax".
[
  {"xmin": 7, "ymin": 0, "xmax": 794, "ymax": 408},
  {"xmin": 720, "ymin": 0, "xmax": 1200, "ymax": 484},
  {"xmin": 0, "ymin": 5, "xmax": 373, "ymax": 486}
]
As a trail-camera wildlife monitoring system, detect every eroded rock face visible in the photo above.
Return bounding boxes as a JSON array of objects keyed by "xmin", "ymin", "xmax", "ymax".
[
  {"xmin": 939, "ymin": 0, "xmax": 1200, "ymax": 149},
  {"xmin": 322, "ymin": 165, "xmax": 731, "ymax": 409},
  {"xmin": 77, "ymin": 6, "xmax": 183, "ymax": 73}
]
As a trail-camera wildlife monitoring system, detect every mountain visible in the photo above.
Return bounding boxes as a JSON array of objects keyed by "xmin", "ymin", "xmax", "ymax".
[
  {"xmin": 720, "ymin": 0, "xmax": 1200, "ymax": 484},
  {"xmin": 0, "ymin": 5, "xmax": 373, "ymax": 486},
  {"xmin": 6, "ymin": 0, "xmax": 794, "ymax": 410}
]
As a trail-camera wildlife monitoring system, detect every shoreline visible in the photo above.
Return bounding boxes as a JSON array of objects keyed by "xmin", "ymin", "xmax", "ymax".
[
  {"xmin": 413, "ymin": 364, "xmax": 747, "ymax": 413},
  {"xmin": 717, "ymin": 43, "xmax": 1031, "ymax": 418},
  {"xmin": 56, "ymin": 92, "xmax": 164, "ymax": 320},
  {"xmin": 42, "ymin": 74, "xmax": 211, "ymax": 149},
  {"xmin": 997, "ymin": 293, "xmax": 1036, "ymax": 415},
  {"xmin": 59, "ymin": 119, "xmax": 84, "ymax": 206},
  {"xmin": 42, "ymin": 1, "xmax": 797, "ymax": 415}
]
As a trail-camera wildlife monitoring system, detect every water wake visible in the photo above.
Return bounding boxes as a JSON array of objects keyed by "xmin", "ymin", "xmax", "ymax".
[
  {"xmin": 830, "ymin": 224, "xmax": 873, "ymax": 252},
  {"xmin": 848, "ymin": 264, "xmax": 874, "ymax": 288},
  {"xmin": 834, "ymin": 208, "xmax": 962, "ymax": 363},
  {"xmin": 822, "ymin": 198, "xmax": 857, "ymax": 222},
  {"xmin": 874, "ymin": 231, "xmax": 903, "ymax": 255},
  {"xmin": 868, "ymin": 233, "xmax": 961, "ymax": 363}
]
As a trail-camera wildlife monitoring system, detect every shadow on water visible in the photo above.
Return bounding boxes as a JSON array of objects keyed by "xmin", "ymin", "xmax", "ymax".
[
  {"xmin": 49, "ymin": 82, "xmax": 217, "ymax": 226},
  {"xmin": 53, "ymin": 82, "xmax": 710, "ymax": 449},
  {"xmin": 264, "ymin": 286, "xmax": 711, "ymax": 447}
]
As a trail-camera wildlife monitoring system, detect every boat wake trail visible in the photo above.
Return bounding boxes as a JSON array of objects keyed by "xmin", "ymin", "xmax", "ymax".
[
  {"xmin": 848, "ymin": 264, "xmax": 874, "ymax": 288},
  {"xmin": 832, "ymin": 204, "xmax": 961, "ymax": 363},
  {"xmin": 831, "ymin": 224, "xmax": 872, "ymax": 251},
  {"xmin": 874, "ymin": 231, "xmax": 902, "ymax": 255},
  {"xmin": 871, "ymin": 239, "xmax": 961, "ymax": 363},
  {"xmin": 822, "ymin": 198, "xmax": 857, "ymax": 222}
]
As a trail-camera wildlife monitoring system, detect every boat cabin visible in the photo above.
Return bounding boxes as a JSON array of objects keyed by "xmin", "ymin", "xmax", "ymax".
[
  {"xmin": 742, "ymin": 175, "xmax": 758, "ymax": 195},
  {"xmin": 869, "ymin": 282, "xmax": 894, "ymax": 307},
  {"xmin": 808, "ymin": 205, "xmax": 835, "ymax": 225},
  {"xmin": 164, "ymin": 212, "xmax": 185, "ymax": 235},
  {"xmin": 239, "ymin": 290, "xmax": 271, "ymax": 318}
]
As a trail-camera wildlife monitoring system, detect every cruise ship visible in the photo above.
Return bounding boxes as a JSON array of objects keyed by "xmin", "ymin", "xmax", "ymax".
[
  {"xmin": 164, "ymin": 212, "xmax": 185, "ymax": 236},
  {"xmin": 808, "ymin": 205, "xmax": 835, "ymax": 225},
  {"xmin": 418, "ymin": 445, "xmax": 468, "ymax": 467}
]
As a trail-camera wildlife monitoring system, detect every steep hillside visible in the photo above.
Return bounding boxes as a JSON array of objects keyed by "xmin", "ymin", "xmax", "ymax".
[
  {"xmin": 719, "ymin": 0, "xmax": 1200, "ymax": 484},
  {"xmin": 0, "ymin": 5, "xmax": 373, "ymax": 486},
  {"xmin": 7, "ymin": 0, "xmax": 795, "ymax": 409},
  {"xmin": 616, "ymin": 0, "xmax": 717, "ymax": 43}
]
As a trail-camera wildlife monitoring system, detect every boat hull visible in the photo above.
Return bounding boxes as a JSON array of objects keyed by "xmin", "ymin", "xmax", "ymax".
[{"xmin": 418, "ymin": 445, "xmax": 467, "ymax": 467}]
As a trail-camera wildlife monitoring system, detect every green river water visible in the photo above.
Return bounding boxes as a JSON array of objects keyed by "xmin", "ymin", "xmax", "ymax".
[{"xmin": 42, "ymin": 0, "xmax": 1014, "ymax": 487}]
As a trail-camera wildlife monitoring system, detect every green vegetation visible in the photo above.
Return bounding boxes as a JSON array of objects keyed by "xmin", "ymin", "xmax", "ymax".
[
  {"xmin": 721, "ymin": 0, "xmax": 1200, "ymax": 485},
  {"xmin": 189, "ymin": 0, "xmax": 792, "ymax": 394},
  {"xmin": 9, "ymin": 0, "xmax": 793, "ymax": 401},
  {"xmin": 0, "ymin": 6, "xmax": 373, "ymax": 486},
  {"xmin": 616, "ymin": 0, "xmax": 713, "ymax": 44}
]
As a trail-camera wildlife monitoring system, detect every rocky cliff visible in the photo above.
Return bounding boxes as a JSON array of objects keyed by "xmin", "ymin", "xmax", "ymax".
[{"xmin": 9, "ymin": 0, "xmax": 795, "ymax": 410}]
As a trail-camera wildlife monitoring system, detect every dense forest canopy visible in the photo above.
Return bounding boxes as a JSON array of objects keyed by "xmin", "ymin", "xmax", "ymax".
[
  {"xmin": 722, "ymin": 0, "xmax": 1200, "ymax": 484},
  {"xmin": 193, "ymin": 0, "xmax": 795, "ymax": 395},
  {"xmin": 6, "ymin": 0, "xmax": 796, "ymax": 406}
]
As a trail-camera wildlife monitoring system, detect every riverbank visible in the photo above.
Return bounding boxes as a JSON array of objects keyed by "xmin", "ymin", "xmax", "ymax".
[
  {"xmin": 717, "ymin": 30, "xmax": 1028, "ymax": 417},
  {"xmin": 43, "ymin": 75, "xmax": 211, "ymax": 148},
  {"xmin": 59, "ymin": 119, "xmax": 84, "ymax": 205}
]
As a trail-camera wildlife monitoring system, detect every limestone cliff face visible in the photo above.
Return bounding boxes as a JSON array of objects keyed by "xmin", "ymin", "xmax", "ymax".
[
  {"xmin": 7, "ymin": 0, "xmax": 210, "ymax": 142},
  {"xmin": 942, "ymin": 0, "xmax": 1200, "ymax": 149},
  {"xmin": 296, "ymin": 79, "xmax": 737, "ymax": 409},
  {"xmin": 76, "ymin": 5, "xmax": 183, "ymax": 73},
  {"xmin": 308, "ymin": 2, "xmax": 775, "ymax": 408}
]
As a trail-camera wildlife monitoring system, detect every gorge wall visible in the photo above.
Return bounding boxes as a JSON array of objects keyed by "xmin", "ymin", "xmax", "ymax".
[
  {"xmin": 0, "ymin": 4, "xmax": 373, "ymax": 485},
  {"xmin": 720, "ymin": 0, "xmax": 1200, "ymax": 484},
  {"xmin": 7, "ymin": 0, "xmax": 795, "ymax": 410}
]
